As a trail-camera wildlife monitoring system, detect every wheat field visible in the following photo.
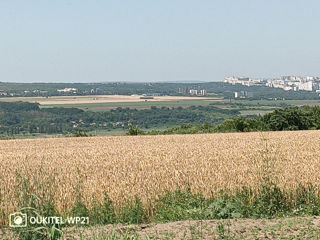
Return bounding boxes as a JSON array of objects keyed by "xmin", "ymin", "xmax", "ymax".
[{"xmin": 1, "ymin": 130, "xmax": 320, "ymax": 223}]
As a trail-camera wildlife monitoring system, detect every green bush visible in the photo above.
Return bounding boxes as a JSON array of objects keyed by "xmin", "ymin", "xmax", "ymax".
[
  {"xmin": 118, "ymin": 196, "xmax": 146, "ymax": 224},
  {"xmin": 153, "ymin": 188, "xmax": 206, "ymax": 222},
  {"xmin": 89, "ymin": 193, "xmax": 117, "ymax": 225},
  {"xmin": 206, "ymin": 198, "xmax": 243, "ymax": 219},
  {"xmin": 293, "ymin": 184, "xmax": 320, "ymax": 215},
  {"xmin": 127, "ymin": 124, "xmax": 144, "ymax": 136},
  {"xmin": 252, "ymin": 183, "xmax": 288, "ymax": 217}
]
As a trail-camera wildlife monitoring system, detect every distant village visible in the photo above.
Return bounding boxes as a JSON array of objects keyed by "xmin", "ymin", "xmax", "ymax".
[{"xmin": 225, "ymin": 76, "xmax": 320, "ymax": 93}]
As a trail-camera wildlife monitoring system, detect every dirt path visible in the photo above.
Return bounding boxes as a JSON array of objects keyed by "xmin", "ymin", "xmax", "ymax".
[
  {"xmin": 61, "ymin": 216, "xmax": 320, "ymax": 239},
  {"xmin": 2, "ymin": 216, "xmax": 320, "ymax": 239}
]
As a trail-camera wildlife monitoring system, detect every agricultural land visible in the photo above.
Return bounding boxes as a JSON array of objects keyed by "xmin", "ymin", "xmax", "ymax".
[{"xmin": 1, "ymin": 130, "xmax": 320, "ymax": 239}]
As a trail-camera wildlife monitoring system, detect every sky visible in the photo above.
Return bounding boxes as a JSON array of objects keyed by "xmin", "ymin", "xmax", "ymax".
[{"xmin": 0, "ymin": 0, "xmax": 319, "ymax": 83}]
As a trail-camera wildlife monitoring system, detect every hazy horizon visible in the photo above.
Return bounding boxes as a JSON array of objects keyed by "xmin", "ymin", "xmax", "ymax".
[
  {"xmin": 1, "ymin": 0, "xmax": 320, "ymax": 83},
  {"xmin": 0, "ymin": 79, "xmax": 216, "ymax": 84}
]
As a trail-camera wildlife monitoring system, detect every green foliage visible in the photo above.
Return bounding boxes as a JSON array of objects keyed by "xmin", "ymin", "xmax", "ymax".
[
  {"xmin": 90, "ymin": 194, "xmax": 117, "ymax": 225},
  {"xmin": 233, "ymin": 116, "xmax": 249, "ymax": 132},
  {"xmin": 152, "ymin": 183, "xmax": 320, "ymax": 222},
  {"xmin": 292, "ymin": 184, "xmax": 320, "ymax": 216},
  {"xmin": 118, "ymin": 196, "xmax": 146, "ymax": 224},
  {"xmin": 0, "ymin": 101, "xmax": 40, "ymax": 112},
  {"xmin": 3, "ymin": 101, "xmax": 319, "ymax": 137},
  {"xmin": 263, "ymin": 106, "xmax": 318, "ymax": 131},
  {"xmin": 153, "ymin": 188, "xmax": 206, "ymax": 222},
  {"xmin": 73, "ymin": 129, "xmax": 89, "ymax": 137},
  {"xmin": 127, "ymin": 124, "xmax": 144, "ymax": 136},
  {"xmin": 252, "ymin": 183, "xmax": 288, "ymax": 217},
  {"xmin": 146, "ymin": 106, "xmax": 320, "ymax": 135},
  {"xmin": 206, "ymin": 198, "xmax": 243, "ymax": 219},
  {"xmin": 71, "ymin": 200, "xmax": 89, "ymax": 220},
  {"xmin": 0, "ymin": 102, "xmax": 238, "ymax": 136}
]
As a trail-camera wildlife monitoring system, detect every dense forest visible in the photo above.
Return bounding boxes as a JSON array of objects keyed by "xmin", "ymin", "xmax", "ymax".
[{"xmin": 0, "ymin": 101, "xmax": 238, "ymax": 136}]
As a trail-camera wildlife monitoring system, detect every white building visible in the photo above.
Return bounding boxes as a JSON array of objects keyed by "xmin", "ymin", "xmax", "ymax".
[
  {"xmin": 57, "ymin": 88, "xmax": 77, "ymax": 93},
  {"xmin": 199, "ymin": 89, "xmax": 207, "ymax": 96},
  {"xmin": 189, "ymin": 89, "xmax": 198, "ymax": 95},
  {"xmin": 224, "ymin": 76, "xmax": 249, "ymax": 85},
  {"xmin": 298, "ymin": 81, "xmax": 313, "ymax": 91}
]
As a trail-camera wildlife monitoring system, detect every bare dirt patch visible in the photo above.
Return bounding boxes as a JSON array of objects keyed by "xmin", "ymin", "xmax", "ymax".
[
  {"xmin": 2, "ymin": 217, "xmax": 319, "ymax": 239},
  {"xmin": 60, "ymin": 216, "xmax": 320, "ymax": 239}
]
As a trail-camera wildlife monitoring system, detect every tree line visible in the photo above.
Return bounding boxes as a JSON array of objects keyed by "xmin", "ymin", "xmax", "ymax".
[{"xmin": 132, "ymin": 106, "xmax": 320, "ymax": 135}]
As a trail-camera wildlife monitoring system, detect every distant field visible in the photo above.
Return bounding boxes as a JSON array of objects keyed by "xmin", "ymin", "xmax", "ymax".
[
  {"xmin": 0, "ymin": 95, "xmax": 220, "ymax": 104},
  {"xmin": 40, "ymin": 100, "xmax": 221, "ymax": 110},
  {"xmin": 1, "ymin": 95, "xmax": 319, "ymax": 112},
  {"xmin": 0, "ymin": 95, "xmax": 318, "ymax": 108},
  {"xmin": 0, "ymin": 95, "xmax": 222, "ymax": 110}
]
